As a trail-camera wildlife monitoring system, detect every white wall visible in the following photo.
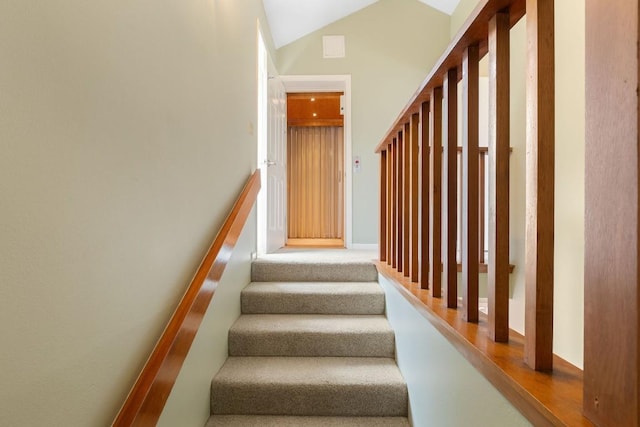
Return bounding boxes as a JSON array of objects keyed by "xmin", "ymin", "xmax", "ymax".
[
  {"xmin": 0, "ymin": 1, "xmax": 274, "ymax": 425},
  {"xmin": 450, "ymin": 0, "xmax": 585, "ymax": 367},
  {"xmin": 277, "ymin": 0, "xmax": 451, "ymax": 245},
  {"xmin": 380, "ymin": 274, "xmax": 531, "ymax": 426}
]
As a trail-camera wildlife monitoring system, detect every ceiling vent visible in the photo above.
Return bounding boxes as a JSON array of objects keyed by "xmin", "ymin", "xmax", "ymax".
[{"xmin": 323, "ymin": 35, "xmax": 345, "ymax": 59}]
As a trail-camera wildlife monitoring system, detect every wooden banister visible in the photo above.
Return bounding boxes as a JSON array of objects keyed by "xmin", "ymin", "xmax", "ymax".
[
  {"xmin": 113, "ymin": 170, "xmax": 261, "ymax": 426},
  {"xmin": 374, "ymin": 0, "xmax": 580, "ymax": 424}
]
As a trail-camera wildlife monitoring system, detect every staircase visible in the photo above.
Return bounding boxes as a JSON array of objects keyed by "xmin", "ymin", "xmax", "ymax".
[{"xmin": 206, "ymin": 252, "xmax": 410, "ymax": 426}]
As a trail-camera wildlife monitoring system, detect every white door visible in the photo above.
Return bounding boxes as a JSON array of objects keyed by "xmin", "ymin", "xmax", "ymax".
[{"xmin": 265, "ymin": 60, "xmax": 287, "ymax": 252}]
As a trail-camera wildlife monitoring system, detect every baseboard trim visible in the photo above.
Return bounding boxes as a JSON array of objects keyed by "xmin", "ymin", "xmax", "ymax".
[{"xmin": 349, "ymin": 244, "xmax": 379, "ymax": 250}]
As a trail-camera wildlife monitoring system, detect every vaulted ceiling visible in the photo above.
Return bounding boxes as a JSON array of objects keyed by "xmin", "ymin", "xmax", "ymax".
[{"xmin": 264, "ymin": 0, "xmax": 462, "ymax": 48}]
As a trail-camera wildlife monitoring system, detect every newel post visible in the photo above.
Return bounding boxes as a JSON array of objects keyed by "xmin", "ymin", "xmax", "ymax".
[{"xmin": 584, "ymin": 0, "xmax": 640, "ymax": 425}]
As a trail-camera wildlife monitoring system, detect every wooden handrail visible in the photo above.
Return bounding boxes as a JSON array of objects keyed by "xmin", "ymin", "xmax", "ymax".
[{"xmin": 113, "ymin": 170, "xmax": 261, "ymax": 426}]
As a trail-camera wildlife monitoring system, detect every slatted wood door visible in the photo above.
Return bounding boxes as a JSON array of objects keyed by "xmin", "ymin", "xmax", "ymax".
[{"xmin": 287, "ymin": 126, "xmax": 344, "ymax": 246}]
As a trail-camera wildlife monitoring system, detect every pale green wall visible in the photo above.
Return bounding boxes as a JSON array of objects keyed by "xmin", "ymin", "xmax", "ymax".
[
  {"xmin": 0, "ymin": 1, "xmax": 274, "ymax": 425},
  {"xmin": 277, "ymin": 0, "xmax": 451, "ymax": 244},
  {"xmin": 380, "ymin": 274, "xmax": 531, "ymax": 426},
  {"xmin": 450, "ymin": 0, "xmax": 480, "ymax": 39},
  {"xmin": 159, "ymin": 210, "xmax": 256, "ymax": 427},
  {"xmin": 450, "ymin": 0, "xmax": 585, "ymax": 368}
]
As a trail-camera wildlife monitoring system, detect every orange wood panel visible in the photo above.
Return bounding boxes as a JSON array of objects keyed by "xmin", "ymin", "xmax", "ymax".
[
  {"xmin": 420, "ymin": 102, "xmax": 431, "ymax": 289},
  {"xmin": 403, "ymin": 122, "xmax": 411, "ymax": 277},
  {"xmin": 488, "ymin": 12, "xmax": 511, "ymax": 343},
  {"xmin": 462, "ymin": 44, "xmax": 480, "ymax": 323},
  {"xmin": 391, "ymin": 139, "xmax": 397, "ymax": 268},
  {"xmin": 584, "ymin": 0, "xmax": 640, "ymax": 424},
  {"xmin": 286, "ymin": 238, "xmax": 344, "ymax": 248},
  {"xmin": 287, "ymin": 92, "xmax": 343, "ymax": 127},
  {"xmin": 443, "ymin": 68, "xmax": 459, "ymax": 309},
  {"xmin": 376, "ymin": 262, "xmax": 593, "ymax": 427},
  {"xmin": 429, "ymin": 87, "xmax": 444, "ymax": 298},
  {"xmin": 113, "ymin": 171, "xmax": 261, "ymax": 426},
  {"xmin": 387, "ymin": 141, "xmax": 393, "ymax": 265},
  {"xmin": 396, "ymin": 131, "xmax": 404, "ymax": 272},
  {"xmin": 524, "ymin": 0, "xmax": 554, "ymax": 372},
  {"xmin": 380, "ymin": 150, "xmax": 387, "ymax": 262},
  {"xmin": 410, "ymin": 113, "xmax": 420, "ymax": 283}
]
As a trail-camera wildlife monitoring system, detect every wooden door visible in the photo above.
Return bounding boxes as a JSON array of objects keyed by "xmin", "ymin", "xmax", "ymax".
[{"xmin": 287, "ymin": 126, "xmax": 344, "ymax": 245}]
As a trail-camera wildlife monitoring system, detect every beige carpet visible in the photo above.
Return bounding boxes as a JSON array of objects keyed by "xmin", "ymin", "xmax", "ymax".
[{"xmin": 207, "ymin": 249, "xmax": 410, "ymax": 426}]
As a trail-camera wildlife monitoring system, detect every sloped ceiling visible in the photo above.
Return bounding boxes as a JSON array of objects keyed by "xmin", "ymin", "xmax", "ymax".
[{"xmin": 264, "ymin": 0, "xmax": 461, "ymax": 48}]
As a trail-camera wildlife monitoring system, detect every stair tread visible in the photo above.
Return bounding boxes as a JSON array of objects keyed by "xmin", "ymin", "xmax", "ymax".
[
  {"xmin": 205, "ymin": 415, "xmax": 410, "ymax": 427},
  {"xmin": 241, "ymin": 282, "xmax": 385, "ymax": 315},
  {"xmin": 230, "ymin": 314, "xmax": 393, "ymax": 334},
  {"xmin": 212, "ymin": 356, "xmax": 404, "ymax": 386},
  {"xmin": 211, "ymin": 357, "xmax": 407, "ymax": 417},
  {"xmin": 251, "ymin": 261, "xmax": 378, "ymax": 282},
  {"xmin": 229, "ymin": 315, "xmax": 395, "ymax": 357}
]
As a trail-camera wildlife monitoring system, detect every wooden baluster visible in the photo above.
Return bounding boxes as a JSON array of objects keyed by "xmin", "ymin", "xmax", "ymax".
[
  {"xmin": 430, "ymin": 87, "xmax": 444, "ymax": 298},
  {"xmin": 380, "ymin": 149, "xmax": 387, "ymax": 262},
  {"xmin": 396, "ymin": 130, "xmax": 404, "ymax": 272},
  {"xmin": 443, "ymin": 68, "xmax": 458, "ymax": 308},
  {"xmin": 525, "ymin": 0, "xmax": 554, "ymax": 371},
  {"xmin": 458, "ymin": 148, "xmax": 463, "ymax": 270},
  {"xmin": 387, "ymin": 141, "xmax": 393, "ymax": 265},
  {"xmin": 410, "ymin": 113, "xmax": 420, "ymax": 282},
  {"xmin": 420, "ymin": 102, "xmax": 431, "ymax": 289},
  {"xmin": 391, "ymin": 138, "xmax": 397, "ymax": 268},
  {"xmin": 403, "ymin": 123, "xmax": 411, "ymax": 276},
  {"xmin": 462, "ymin": 44, "xmax": 480, "ymax": 323},
  {"xmin": 479, "ymin": 151, "xmax": 486, "ymax": 264},
  {"xmin": 488, "ymin": 11, "xmax": 511, "ymax": 343}
]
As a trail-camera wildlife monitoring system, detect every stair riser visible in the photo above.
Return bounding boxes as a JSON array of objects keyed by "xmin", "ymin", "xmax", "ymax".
[
  {"xmin": 228, "ymin": 331, "xmax": 395, "ymax": 357},
  {"xmin": 211, "ymin": 384, "xmax": 408, "ymax": 417},
  {"xmin": 241, "ymin": 294, "xmax": 385, "ymax": 315},
  {"xmin": 206, "ymin": 415, "xmax": 411, "ymax": 427},
  {"xmin": 251, "ymin": 263, "xmax": 378, "ymax": 282}
]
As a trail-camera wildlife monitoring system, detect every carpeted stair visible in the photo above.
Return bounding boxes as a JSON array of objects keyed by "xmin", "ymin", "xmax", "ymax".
[{"xmin": 206, "ymin": 255, "xmax": 409, "ymax": 427}]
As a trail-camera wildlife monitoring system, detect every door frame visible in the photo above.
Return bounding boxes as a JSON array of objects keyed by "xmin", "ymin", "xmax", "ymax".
[{"xmin": 280, "ymin": 74, "xmax": 353, "ymax": 248}]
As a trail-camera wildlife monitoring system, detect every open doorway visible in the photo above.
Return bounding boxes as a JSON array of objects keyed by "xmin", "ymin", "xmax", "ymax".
[
  {"xmin": 287, "ymin": 92, "xmax": 344, "ymax": 247},
  {"xmin": 281, "ymin": 75, "xmax": 353, "ymax": 248}
]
